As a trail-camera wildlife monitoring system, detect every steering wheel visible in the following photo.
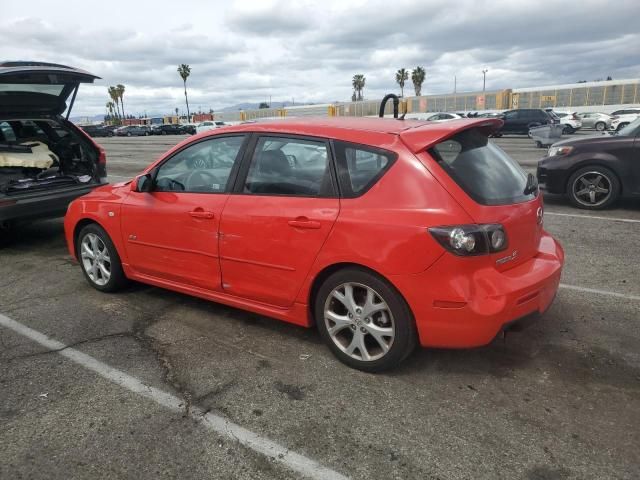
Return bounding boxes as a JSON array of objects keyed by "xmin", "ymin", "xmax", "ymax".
[{"xmin": 185, "ymin": 170, "xmax": 222, "ymax": 191}]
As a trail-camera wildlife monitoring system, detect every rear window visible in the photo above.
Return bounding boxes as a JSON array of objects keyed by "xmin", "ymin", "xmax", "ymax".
[
  {"xmin": 430, "ymin": 128, "xmax": 535, "ymax": 206},
  {"xmin": 333, "ymin": 141, "xmax": 396, "ymax": 197},
  {"xmin": 0, "ymin": 84, "xmax": 65, "ymax": 95}
]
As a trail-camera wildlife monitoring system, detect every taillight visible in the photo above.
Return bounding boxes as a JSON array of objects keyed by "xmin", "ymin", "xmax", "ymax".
[
  {"xmin": 428, "ymin": 224, "xmax": 508, "ymax": 256},
  {"xmin": 98, "ymin": 146, "xmax": 107, "ymax": 165},
  {"xmin": 572, "ymin": 114, "xmax": 579, "ymax": 120}
]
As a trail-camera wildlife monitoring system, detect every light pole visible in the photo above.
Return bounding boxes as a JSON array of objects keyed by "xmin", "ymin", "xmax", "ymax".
[{"xmin": 482, "ymin": 69, "xmax": 489, "ymax": 92}]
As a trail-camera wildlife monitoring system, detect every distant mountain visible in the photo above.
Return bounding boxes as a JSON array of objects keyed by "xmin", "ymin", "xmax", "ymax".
[{"xmin": 220, "ymin": 101, "xmax": 315, "ymax": 111}]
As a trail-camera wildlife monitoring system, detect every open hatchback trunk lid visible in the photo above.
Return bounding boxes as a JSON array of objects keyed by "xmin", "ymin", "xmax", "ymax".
[
  {"xmin": 0, "ymin": 61, "xmax": 100, "ymax": 117},
  {"xmin": 402, "ymin": 119, "xmax": 544, "ymax": 272}
]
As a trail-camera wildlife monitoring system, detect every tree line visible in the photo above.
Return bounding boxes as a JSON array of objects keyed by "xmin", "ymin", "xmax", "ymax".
[{"xmin": 351, "ymin": 67, "xmax": 426, "ymax": 101}]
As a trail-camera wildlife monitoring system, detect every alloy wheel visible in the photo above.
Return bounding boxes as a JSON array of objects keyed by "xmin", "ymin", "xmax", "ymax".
[
  {"xmin": 572, "ymin": 171, "xmax": 612, "ymax": 207},
  {"xmin": 323, "ymin": 282, "xmax": 395, "ymax": 361},
  {"xmin": 80, "ymin": 233, "xmax": 112, "ymax": 286}
]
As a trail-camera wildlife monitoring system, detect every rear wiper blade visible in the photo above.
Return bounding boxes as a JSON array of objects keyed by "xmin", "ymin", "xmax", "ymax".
[{"xmin": 524, "ymin": 173, "xmax": 538, "ymax": 195}]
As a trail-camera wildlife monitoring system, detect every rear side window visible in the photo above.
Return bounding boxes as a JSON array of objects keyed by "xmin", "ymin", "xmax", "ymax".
[
  {"xmin": 243, "ymin": 136, "xmax": 334, "ymax": 197},
  {"xmin": 333, "ymin": 141, "xmax": 396, "ymax": 197},
  {"xmin": 430, "ymin": 128, "xmax": 535, "ymax": 206}
]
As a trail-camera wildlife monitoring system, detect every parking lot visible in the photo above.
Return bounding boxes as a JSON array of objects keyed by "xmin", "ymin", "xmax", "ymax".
[{"xmin": 1, "ymin": 131, "xmax": 639, "ymax": 480}]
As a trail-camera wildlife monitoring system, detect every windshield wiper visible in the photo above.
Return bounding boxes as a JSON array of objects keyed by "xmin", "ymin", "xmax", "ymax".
[{"xmin": 524, "ymin": 173, "xmax": 538, "ymax": 195}]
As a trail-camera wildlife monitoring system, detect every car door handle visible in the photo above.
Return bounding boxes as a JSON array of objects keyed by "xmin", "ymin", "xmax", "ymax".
[
  {"xmin": 189, "ymin": 209, "xmax": 215, "ymax": 219},
  {"xmin": 288, "ymin": 217, "xmax": 321, "ymax": 229}
]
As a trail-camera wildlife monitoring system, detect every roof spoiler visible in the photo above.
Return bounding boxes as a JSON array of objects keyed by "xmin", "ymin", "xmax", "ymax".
[{"xmin": 399, "ymin": 118, "xmax": 504, "ymax": 153}]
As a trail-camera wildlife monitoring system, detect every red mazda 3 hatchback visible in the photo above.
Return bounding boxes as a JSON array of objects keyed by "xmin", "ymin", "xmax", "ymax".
[{"xmin": 64, "ymin": 117, "xmax": 564, "ymax": 371}]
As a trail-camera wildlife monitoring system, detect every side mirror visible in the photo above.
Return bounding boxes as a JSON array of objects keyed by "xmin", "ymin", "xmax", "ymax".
[{"xmin": 131, "ymin": 173, "xmax": 153, "ymax": 192}]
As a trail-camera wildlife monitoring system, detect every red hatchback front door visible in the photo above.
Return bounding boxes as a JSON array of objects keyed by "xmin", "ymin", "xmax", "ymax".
[
  {"xmin": 121, "ymin": 135, "xmax": 247, "ymax": 291},
  {"xmin": 219, "ymin": 135, "xmax": 339, "ymax": 307}
]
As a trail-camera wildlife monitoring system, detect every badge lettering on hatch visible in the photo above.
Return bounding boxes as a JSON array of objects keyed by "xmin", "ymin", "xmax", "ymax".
[{"xmin": 496, "ymin": 250, "xmax": 518, "ymax": 265}]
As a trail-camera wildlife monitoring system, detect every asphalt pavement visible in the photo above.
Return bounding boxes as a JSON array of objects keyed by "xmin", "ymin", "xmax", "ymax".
[{"xmin": 1, "ymin": 129, "xmax": 639, "ymax": 480}]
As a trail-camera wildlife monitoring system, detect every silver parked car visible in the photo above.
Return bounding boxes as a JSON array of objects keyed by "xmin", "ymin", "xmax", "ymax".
[{"xmin": 577, "ymin": 112, "xmax": 612, "ymax": 131}]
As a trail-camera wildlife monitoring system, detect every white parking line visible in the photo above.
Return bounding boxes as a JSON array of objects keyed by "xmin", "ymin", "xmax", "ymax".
[
  {"xmin": 560, "ymin": 284, "xmax": 640, "ymax": 301},
  {"xmin": 0, "ymin": 313, "xmax": 349, "ymax": 480},
  {"xmin": 546, "ymin": 212, "xmax": 640, "ymax": 224}
]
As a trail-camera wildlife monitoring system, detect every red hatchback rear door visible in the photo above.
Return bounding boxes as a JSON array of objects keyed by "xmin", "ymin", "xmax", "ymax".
[
  {"xmin": 413, "ymin": 126, "xmax": 543, "ymax": 270},
  {"xmin": 219, "ymin": 135, "xmax": 339, "ymax": 307}
]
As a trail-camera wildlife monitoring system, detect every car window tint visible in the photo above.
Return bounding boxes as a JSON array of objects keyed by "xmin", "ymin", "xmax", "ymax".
[
  {"xmin": 0, "ymin": 121, "xmax": 17, "ymax": 142},
  {"xmin": 504, "ymin": 111, "xmax": 517, "ymax": 119},
  {"xmin": 430, "ymin": 128, "xmax": 534, "ymax": 206},
  {"xmin": 333, "ymin": 141, "xmax": 396, "ymax": 196},
  {"xmin": 244, "ymin": 137, "xmax": 332, "ymax": 196},
  {"xmin": 154, "ymin": 135, "xmax": 245, "ymax": 193}
]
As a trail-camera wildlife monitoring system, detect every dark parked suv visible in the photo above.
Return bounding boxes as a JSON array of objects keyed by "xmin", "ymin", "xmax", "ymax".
[
  {"xmin": 0, "ymin": 61, "xmax": 106, "ymax": 230},
  {"xmin": 497, "ymin": 109, "xmax": 558, "ymax": 135}
]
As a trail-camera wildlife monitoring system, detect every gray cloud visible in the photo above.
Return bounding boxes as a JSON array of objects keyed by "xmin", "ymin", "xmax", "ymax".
[{"xmin": 1, "ymin": 0, "xmax": 639, "ymax": 117}]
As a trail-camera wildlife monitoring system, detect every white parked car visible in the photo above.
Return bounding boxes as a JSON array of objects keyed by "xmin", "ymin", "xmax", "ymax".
[
  {"xmin": 404, "ymin": 112, "xmax": 463, "ymax": 122},
  {"xmin": 609, "ymin": 108, "xmax": 640, "ymax": 131},
  {"xmin": 195, "ymin": 120, "xmax": 227, "ymax": 134},
  {"xmin": 577, "ymin": 112, "xmax": 612, "ymax": 131},
  {"xmin": 547, "ymin": 110, "xmax": 582, "ymax": 134}
]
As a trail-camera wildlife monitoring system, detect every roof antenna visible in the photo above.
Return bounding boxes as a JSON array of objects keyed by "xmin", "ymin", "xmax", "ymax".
[{"xmin": 379, "ymin": 94, "xmax": 399, "ymax": 118}]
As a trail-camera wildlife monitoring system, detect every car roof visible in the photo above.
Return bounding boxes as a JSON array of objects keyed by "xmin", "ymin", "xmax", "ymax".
[{"xmin": 201, "ymin": 116, "xmax": 503, "ymax": 153}]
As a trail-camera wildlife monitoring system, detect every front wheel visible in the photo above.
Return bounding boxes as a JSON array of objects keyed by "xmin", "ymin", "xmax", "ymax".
[
  {"xmin": 315, "ymin": 268, "xmax": 416, "ymax": 372},
  {"xmin": 567, "ymin": 166, "xmax": 620, "ymax": 210},
  {"xmin": 595, "ymin": 122, "xmax": 606, "ymax": 131},
  {"xmin": 616, "ymin": 123, "xmax": 629, "ymax": 131},
  {"xmin": 77, "ymin": 224, "xmax": 129, "ymax": 292}
]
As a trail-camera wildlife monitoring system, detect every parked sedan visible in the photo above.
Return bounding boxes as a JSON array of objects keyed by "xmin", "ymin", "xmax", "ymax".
[
  {"xmin": 195, "ymin": 120, "xmax": 227, "ymax": 134},
  {"xmin": 115, "ymin": 125, "xmax": 147, "ymax": 136},
  {"xmin": 65, "ymin": 116, "xmax": 563, "ymax": 372},
  {"xmin": 151, "ymin": 124, "xmax": 186, "ymax": 135},
  {"xmin": 80, "ymin": 124, "xmax": 114, "ymax": 137},
  {"xmin": 578, "ymin": 112, "xmax": 611, "ymax": 131},
  {"xmin": 537, "ymin": 117, "xmax": 640, "ymax": 209}
]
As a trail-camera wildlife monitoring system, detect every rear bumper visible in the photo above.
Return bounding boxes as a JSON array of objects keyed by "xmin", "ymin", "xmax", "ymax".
[
  {"xmin": 0, "ymin": 184, "xmax": 101, "ymax": 223},
  {"xmin": 391, "ymin": 232, "xmax": 564, "ymax": 348}
]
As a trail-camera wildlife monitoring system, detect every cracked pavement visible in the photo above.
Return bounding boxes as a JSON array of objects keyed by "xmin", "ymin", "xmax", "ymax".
[{"xmin": 1, "ymin": 134, "xmax": 639, "ymax": 480}]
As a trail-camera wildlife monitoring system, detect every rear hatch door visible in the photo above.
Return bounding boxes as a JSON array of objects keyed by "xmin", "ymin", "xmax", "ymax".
[
  {"xmin": 0, "ymin": 61, "xmax": 100, "ymax": 117},
  {"xmin": 402, "ymin": 120, "xmax": 543, "ymax": 271}
]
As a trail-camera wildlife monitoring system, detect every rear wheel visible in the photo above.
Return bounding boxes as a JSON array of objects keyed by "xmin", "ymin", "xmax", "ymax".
[
  {"xmin": 77, "ymin": 224, "xmax": 128, "ymax": 292},
  {"xmin": 315, "ymin": 268, "xmax": 416, "ymax": 372},
  {"xmin": 595, "ymin": 122, "xmax": 606, "ymax": 131},
  {"xmin": 567, "ymin": 166, "xmax": 620, "ymax": 210},
  {"xmin": 563, "ymin": 124, "xmax": 574, "ymax": 134}
]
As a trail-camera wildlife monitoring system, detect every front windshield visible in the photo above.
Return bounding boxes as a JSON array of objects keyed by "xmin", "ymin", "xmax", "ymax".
[{"xmin": 617, "ymin": 117, "xmax": 640, "ymax": 136}]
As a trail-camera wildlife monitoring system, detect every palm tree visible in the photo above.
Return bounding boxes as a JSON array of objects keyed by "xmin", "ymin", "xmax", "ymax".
[
  {"xmin": 396, "ymin": 68, "xmax": 409, "ymax": 97},
  {"xmin": 106, "ymin": 101, "xmax": 116, "ymax": 122},
  {"xmin": 351, "ymin": 74, "xmax": 366, "ymax": 101},
  {"xmin": 108, "ymin": 86, "xmax": 121, "ymax": 118},
  {"xmin": 116, "ymin": 84, "xmax": 126, "ymax": 119},
  {"xmin": 411, "ymin": 66, "xmax": 426, "ymax": 97},
  {"xmin": 177, "ymin": 64, "xmax": 191, "ymax": 121}
]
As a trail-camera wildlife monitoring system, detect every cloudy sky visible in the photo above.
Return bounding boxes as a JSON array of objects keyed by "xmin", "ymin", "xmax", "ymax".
[{"xmin": 3, "ymin": 0, "xmax": 639, "ymax": 117}]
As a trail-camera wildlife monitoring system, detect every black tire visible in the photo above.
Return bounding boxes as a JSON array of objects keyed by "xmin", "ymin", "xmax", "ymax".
[
  {"xmin": 314, "ymin": 267, "xmax": 416, "ymax": 372},
  {"xmin": 76, "ymin": 223, "xmax": 129, "ymax": 292},
  {"xmin": 567, "ymin": 165, "xmax": 620, "ymax": 210},
  {"xmin": 563, "ymin": 124, "xmax": 574, "ymax": 134},
  {"xmin": 595, "ymin": 122, "xmax": 606, "ymax": 131},
  {"xmin": 616, "ymin": 123, "xmax": 629, "ymax": 131}
]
